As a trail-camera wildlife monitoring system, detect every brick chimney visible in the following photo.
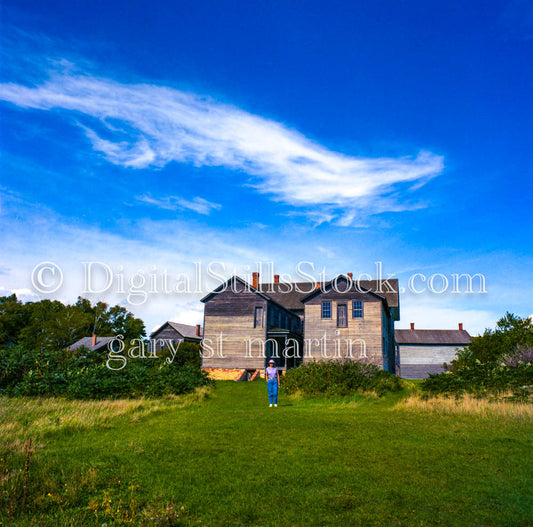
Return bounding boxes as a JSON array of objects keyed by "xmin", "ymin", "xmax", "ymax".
[
  {"xmin": 196, "ymin": 324, "xmax": 201, "ymax": 336},
  {"xmin": 274, "ymin": 274, "xmax": 280, "ymax": 284},
  {"xmin": 458, "ymin": 323, "xmax": 463, "ymax": 331},
  {"xmin": 410, "ymin": 323, "xmax": 415, "ymax": 330},
  {"xmin": 347, "ymin": 272, "xmax": 353, "ymax": 279},
  {"xmin": 252, "ymin": 272, "xmax": 259, "ymax": 289},
  {"xmin": 92, "ymin": 334, "xmax": 97, "ymax": 346}
]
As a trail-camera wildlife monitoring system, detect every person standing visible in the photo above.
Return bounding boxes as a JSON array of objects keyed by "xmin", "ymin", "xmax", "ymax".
[{"xmin": 265, "ymin": 359, "xmax": 280, "ymax": 407}]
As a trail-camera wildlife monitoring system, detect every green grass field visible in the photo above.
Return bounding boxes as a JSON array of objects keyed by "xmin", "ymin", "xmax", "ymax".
[{"xmin": 1, "ymin": 381, "xmax": 532, "ymax": 526}]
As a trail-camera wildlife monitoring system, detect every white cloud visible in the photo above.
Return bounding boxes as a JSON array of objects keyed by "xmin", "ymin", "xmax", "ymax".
[
  {"xmin": 136, "ymin": 194, "xmax": 221, "ymax": 215},
  {"xmin": 0, "ymin": 69, "xmax": 444, "ymax": 224}
]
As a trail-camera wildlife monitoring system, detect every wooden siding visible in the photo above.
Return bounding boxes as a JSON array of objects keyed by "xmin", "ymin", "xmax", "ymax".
[
  {"xmin": 150, "ymin": 325, "xmax": 184, "ymax": 353},
  {"xmin": 398, "ymin": 344, "xmax": 462, "ymax": 366},
  {"xmin": 303, "ymin": 295, "xmax": 385, "ymax": 368},
  {"xmin": 401, "ymin": 364, "xmax": 446, "ymax": 379},
  {"xmin": 202, "ymin": 284, "xmax": 268, "ymax": 369}
]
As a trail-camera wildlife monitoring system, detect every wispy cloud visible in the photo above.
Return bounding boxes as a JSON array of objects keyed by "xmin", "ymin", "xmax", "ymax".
[
  {"xmin": 136, "ymin": 194, "xmax": 221, "ymax": 215},
  {"xmin": 0, "ymin": 64, "xmax": 444, "ymax": 224}
]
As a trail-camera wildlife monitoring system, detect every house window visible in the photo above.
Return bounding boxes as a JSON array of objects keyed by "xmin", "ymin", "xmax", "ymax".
[
  {"xmin": 254, "ymin": 306, "xmax": 264, "ymax": 328},
  {"xmin": 321, "ymin": 301, "xmax": 331, "ymax": 319},
  {"xmin": 337, "ymin": 304, "xmax": 348, "ymax": 328},
  {"xmin": 352, "ymin": 301, "xmax": 364, "ymax": 318}
]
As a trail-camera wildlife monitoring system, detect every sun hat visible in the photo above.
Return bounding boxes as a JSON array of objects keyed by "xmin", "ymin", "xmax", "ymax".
[{"xmin": 268, "ymin": 359, "xmax": 275, "ymax": 363}]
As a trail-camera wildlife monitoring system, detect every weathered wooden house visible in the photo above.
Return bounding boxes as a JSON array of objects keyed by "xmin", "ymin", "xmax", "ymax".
[
  {"xmin": 201, "ymin": 273, "xmax": 399, "ymax": 373},
  {"xmin": 395, "ymin": 323, "xmax": 471, "ymax": 379},
  {"xmin": 150, "ymin": 321, "xmax": 202, "ymax": 353}
]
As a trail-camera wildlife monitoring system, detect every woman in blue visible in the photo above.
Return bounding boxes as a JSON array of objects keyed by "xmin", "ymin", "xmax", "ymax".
[{"xmin": 265, "ymin": 359, "xmax": 280, "ymax": 407}]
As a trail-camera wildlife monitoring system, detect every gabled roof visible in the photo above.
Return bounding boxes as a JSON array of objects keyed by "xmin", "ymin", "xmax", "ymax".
[
  {"xmin": 355, "ymin": 279, "xmax": 399, "ymax": 309},
  {"xmin": 395, "ymin": 329, "xmax": 471, "ymax": 346},
  {"xmin": 201, "ymin": 276, "xmax": 300, "ymax": 316},
  {"xmin": 201, "ymin": 276, "xmax": 272, "ymax": 304},
  {"xmin": 201, "ymin": 275, "xmax": 399, "ymax": 313},
  {"xmin": 151, "ymin": 321, "xmax": 202, "ymax": 340},
  {"xmin": 69, "ymin": 336, "xmax": 115, "ymax": 352},
  {"xmin": 300, "ymin": 275, "xmax": 398, "ymax": 308}
]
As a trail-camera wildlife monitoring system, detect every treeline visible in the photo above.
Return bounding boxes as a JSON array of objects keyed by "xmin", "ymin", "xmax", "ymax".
[
  {"xmin": 422, "ymin": 313, "xmax": 533, "ymax": 399},
  {"xmin": 0, "ymin": 294, "xmax": 146, "ymax": 351},
  {"xmin": 0, "ymin": 295, "xmax": 211, "ymax": 398}
]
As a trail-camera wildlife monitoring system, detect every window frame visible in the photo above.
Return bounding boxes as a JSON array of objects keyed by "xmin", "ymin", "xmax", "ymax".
[
  {"xmin": 321, "ymin": 301, "xmax": 332, "ymax": 319},
  {"xmin": 352, "ymin": 301, "xmax": 364, "ymax": 319}
]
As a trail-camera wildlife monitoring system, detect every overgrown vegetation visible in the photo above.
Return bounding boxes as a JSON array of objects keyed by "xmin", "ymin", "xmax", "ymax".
[
  {"xmin": 397, "ymin": 392, "xmax": 533, "ymax": 420},
  {"xmin": 422, "ymin": 313, "xmax": 533, "ymax": 399},
  {"xmin": 0, "ymin": 295, "xmax": 210, "ymax": 400},
  {"xmin": 0, "ymin": 390, "xmax": 211, "ymax": 525},
  {"xmin": 0, "ymin": 344, "xmax": 211, "ymax": 399},
  {"xmin": 281, "ymin": 359, "xmax": 402, "ymax": 396},
  {"xmin": 0, "ymin": 388, "xmax": 212, "ymax": 453}
]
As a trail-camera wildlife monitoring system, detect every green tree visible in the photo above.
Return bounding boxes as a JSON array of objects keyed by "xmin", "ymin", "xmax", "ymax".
[
  {"xmin": 0, "ymin": 295, "xmax": 31, "ymax": 346},
  {"xmin": 99, "ymin": 304, "xmax": 146, "ymax": 342},
  {"xmin": 451, "ymin": 312, "xmax": 533, "ymax": 370},
  {"xmin": 0, "ymin": 296, "xmax": 146, "ymax": 351}
]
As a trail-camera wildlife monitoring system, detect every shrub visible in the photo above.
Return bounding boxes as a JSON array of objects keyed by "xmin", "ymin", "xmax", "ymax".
[
  {"xmin": 281, "ymin": 360, "xmax": 402, "ymax": 397},
  {"xmin": 0, "ymin": 345, "xmax": 212, "ymax": 399},
  {"xmin": 421, "ymin": 360, "xmax": 533, "ymax": 399}
]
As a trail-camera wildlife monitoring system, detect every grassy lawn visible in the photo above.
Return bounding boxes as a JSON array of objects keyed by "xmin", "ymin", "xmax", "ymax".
[{"xmin": 1, "ymin": 381, "xmax": 532, "ymax": 526}]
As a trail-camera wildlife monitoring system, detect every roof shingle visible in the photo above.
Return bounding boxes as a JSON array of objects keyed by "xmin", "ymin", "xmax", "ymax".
[
  {"xmin": 395, "ymin": 329, "xmax": 471, "ymax": 345},
  {"xmin": 259, "ymin": 278, "xmax": 399, "ymax": 311},
  {"xmin": 69, "ymin": 336, "xmax": 115, "ymax": 352}
]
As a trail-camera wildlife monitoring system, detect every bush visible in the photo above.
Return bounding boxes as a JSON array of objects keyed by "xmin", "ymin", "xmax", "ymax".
[
  {"xmin": 422, "ymin": 356, "xmax": 533, "ymax": 399},
  {"xmin": 281, "ymin": 360, "xmax": 402, "ymax": 397},
  {"xmin": 0, "ymin": 345, "xmax": 212, "ymax": 399}
]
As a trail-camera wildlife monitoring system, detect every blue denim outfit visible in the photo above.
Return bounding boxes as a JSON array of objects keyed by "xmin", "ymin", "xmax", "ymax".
[{"xmin": 267, "ymin": 379, "xmax": 278, "ymax": 405}]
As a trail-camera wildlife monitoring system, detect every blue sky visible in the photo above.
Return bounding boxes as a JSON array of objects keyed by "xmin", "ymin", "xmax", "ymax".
[{"xmin": 0, "ymin": 0, "xmax": 532, "ymax": 334}]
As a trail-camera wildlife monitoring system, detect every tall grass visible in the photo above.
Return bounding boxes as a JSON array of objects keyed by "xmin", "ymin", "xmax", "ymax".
[
  {"xmin": 396, "ymin": 393, "xmax": 533, "ymax": 421},
  {"xmin": 0, "ymin": 387, "xmax": 211, "ymax": 524},
  {"xmin": 0, "ymin": 386, "xmax": 211, "ymax": 453}
]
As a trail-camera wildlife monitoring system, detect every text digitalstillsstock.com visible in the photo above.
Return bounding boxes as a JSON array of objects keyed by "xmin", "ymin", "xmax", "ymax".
[{"xmin": 30, "ymin": 261, "xmax": 487, "ymax": 304}]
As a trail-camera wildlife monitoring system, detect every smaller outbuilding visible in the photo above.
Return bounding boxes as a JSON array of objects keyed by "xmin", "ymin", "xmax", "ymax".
[
  {"xmin": 150, "ymin": 321, "xmax": 202, "ymax": 353},
  {"xmin": 68, "ymin": 334, "xmax": 115, "ymax": 353},
  {"xmin": 395, "ymin": 323, "xmax": 472, "ymax": 379}
]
